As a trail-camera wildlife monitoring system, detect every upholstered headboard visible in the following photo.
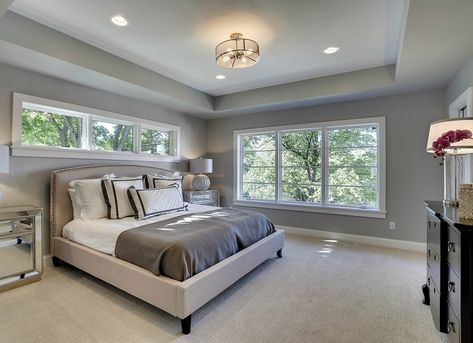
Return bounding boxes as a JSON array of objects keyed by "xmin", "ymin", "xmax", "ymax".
[{"xmin": 50, "ymin": 164, "xmax": 181, "ymax": 240}]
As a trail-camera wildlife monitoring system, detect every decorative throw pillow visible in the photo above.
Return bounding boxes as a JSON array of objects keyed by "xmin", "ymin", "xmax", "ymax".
[
  {"xmin": 128, "ymin": 185, "xmax": 187, "ymax": 220},
  {"xmin": 68, "ymin": 189, "xmax": 81, "ymax": 220},
  {"xmin": 144, "ymin": 174, "xmax": 183, "ymax": 193},
  {"xmin": 68, "ymin": 174, "xmax": 115, "ymax": 220},
  {"xmin": 101, "ymin": 177, "xmax": 144, "ymax": 219}
]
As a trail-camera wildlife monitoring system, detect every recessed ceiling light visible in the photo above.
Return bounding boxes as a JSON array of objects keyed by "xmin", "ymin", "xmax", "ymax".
[
  {"xmin": 323, "ymin": 46, "xmax": 340, "ymax": 54},
  {"xmin": 216, "ymin": 75, "xmax": 226, "ymax": 80},
  {"xmin": 111, "ymin": 15, "xmax": 128, "ymax": 27}
]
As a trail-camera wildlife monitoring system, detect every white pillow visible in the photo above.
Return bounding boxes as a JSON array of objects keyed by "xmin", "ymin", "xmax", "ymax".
[
  {"xmin": 69, "ymin": 178, "xmax": 111, "ymax": 220},
  {"xmin": 145, "ymin": 174, "xmax": 183, "ymax": 193},
  {"xmin": 128, "ymin": 185, "xmax": 187, "ymax": 220},
  {"xmin": 102, "ymin": 177, "xmax": 144, "ymax": 219},
  {"xmin": 68, "ymin": 189, "xmax": 81, "ymax": 220}
]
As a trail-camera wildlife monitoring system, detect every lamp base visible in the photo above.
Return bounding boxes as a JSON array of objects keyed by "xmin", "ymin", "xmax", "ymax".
[{"xmin": 192, "ymin": 175, "xmax": 210, "ymax": 191}]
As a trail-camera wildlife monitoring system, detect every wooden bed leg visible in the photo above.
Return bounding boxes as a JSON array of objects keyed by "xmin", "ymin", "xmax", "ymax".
[
  {"xmin": 52, "ymin": 256, "xmax": 62, "ymax": 267},
  {"xmin": 277, "ymin": 249, "xmax": 283, "ymax": 258},
  {"xmin": 181, "ymin": 315, "xmax": 192, "ymax": 335}
]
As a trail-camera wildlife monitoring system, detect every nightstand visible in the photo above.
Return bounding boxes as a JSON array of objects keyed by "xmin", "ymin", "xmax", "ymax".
[
  {"xmin": 0, "ymin": 206, "xmax": 42, "ymax": 292},
  {"xmin": 183, "ymin": 190, "xmax": 220, "ymax": 207}
]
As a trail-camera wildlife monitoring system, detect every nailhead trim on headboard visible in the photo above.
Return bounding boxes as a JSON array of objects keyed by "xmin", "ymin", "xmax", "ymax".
[{"xmin": 50, "ymin": 164, "xmax": 177, "ymax": 239}]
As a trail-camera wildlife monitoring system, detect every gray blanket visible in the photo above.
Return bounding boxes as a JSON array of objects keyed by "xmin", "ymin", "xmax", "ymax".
[{"xmin": 115, "ymin": 208, "xmax": 275, "ymax": 281}]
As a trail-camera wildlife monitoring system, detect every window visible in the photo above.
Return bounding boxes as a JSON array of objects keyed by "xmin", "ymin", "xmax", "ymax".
[
  {"xmin": 12, "ymin": 93, "xmax": 180, "ymax": 161},
  {"xmin": 234, "ymin": 117, "xmax": 386, "ymax": 218},
  {"xmin": 92, "ymin": 119, "xmax": 133, "ymax": 152}
]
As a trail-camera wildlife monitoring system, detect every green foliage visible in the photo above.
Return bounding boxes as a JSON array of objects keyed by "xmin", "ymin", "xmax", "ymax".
[
  {"xmin": 281, "ymin": 130, "xmax": 322, "ymax": 203},
  {"xmin": 22, "ymin": 109, "xmax": 82, "ymax": 148},
  {"xmin": 141, "ymin": 128, "xmax": 171, "ymax": 155},
  {"xmin": 92, "ymin": 121, "xmax": 133, "ymax": 152},
  {"xmin": 241, "ymin": 134, "xmax": 276, "ymax": 200},
  {"xmin": 240, "ymin": 126, "xmax": 378, "ymax": 208}
]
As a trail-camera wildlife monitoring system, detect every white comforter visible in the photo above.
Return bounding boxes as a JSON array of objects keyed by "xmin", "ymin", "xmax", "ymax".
[{"xmin": 63, "ymin": 204, "xmax": 216, "ymax": 255}]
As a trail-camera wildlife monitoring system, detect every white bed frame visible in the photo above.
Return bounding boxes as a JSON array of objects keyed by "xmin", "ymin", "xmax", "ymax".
[{"xmin": 50, "ymin": 165, "xmax": 284, "ymax": 334}]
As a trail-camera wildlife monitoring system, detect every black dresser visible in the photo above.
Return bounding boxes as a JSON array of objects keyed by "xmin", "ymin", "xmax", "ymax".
[{"xmin": 424, "ymin": 201, "xmax": 473, "ymax": 343}]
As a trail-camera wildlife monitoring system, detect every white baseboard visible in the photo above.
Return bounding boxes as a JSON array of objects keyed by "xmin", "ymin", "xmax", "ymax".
[{"xmin": 277, "ymin": 225, "xmax": 426, "ymax": 253}]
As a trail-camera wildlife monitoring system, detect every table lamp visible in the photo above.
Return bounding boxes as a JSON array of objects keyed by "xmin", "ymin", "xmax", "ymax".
[
  {"xmin": 189, "ymin": 158, "xmax": 213, "ymax": 191},
  {"xmin": 0, "ymin": 145, "xmax": 10, "ymax": 202},
  {"xmin": 427, "ymin": 118, "xmax": 473, "ymax": 206}
]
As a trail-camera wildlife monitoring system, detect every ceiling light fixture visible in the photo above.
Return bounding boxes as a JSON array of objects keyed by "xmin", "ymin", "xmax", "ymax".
[
  {"xmin": 323, "ymin": 46, "xmax": 340, "ymax": 54},
  {"xmin": 111, "ymin": 15, "xmax": 128, "ymax": 27},
  {"xmin": 216, "ymin": 33, "xmax": 260, "ymax": 69},
  {"xmin": 215, "ymin": 75, "xmax": 226, "ymax": 80}
]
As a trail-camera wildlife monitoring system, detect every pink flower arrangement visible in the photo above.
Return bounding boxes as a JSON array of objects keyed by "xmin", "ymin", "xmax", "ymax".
[{"xmin": 432, "ymin": 129, "xmax": 473, "ymax": 158}]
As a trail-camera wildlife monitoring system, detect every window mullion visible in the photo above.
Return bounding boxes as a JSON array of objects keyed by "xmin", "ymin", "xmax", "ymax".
[
  {"xmin": 276, "ymin": 130, "xmax": 282, "ymax": 203},
  {"xmin": 87, "ymin": 115, "xmax": 93, "ymax": 150},
  {"xmin": 134, "ymin": 124, "xmax": 141, "ymax": 154},
  {"xmin": 321, "ymin": 127, "xmax": 328, "ymax": 206}
]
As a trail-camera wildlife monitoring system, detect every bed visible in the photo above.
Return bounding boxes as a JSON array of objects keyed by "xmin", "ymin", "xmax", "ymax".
[{"xmin": 50, "ymin": 164, "xmax": 284, "ymax": 334}]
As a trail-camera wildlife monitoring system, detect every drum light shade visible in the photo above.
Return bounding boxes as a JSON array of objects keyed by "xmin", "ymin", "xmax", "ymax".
[
  {"xmin": 216, "ymin": 33, "xmax": 260, "ymax": 69},
  {"xmin": 427, "ymin": 118, "xmax": 473, "ymax": 155},
  {"xmin": 190, "ymin": 158, "xmax": 213, "ymax": 174}
]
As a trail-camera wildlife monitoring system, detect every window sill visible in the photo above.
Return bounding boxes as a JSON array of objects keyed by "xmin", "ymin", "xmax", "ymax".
[
  {"xmin": 11, "ymin": 145, "xmax": 181, "ymax": 162},
  {"xmin": 232, "ymin": 200, "xmax": 386, "ymax": 219}
]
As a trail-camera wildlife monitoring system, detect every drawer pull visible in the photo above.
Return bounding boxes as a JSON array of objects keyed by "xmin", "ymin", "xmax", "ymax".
[
  {"xmin": 447, "ymin": 321, "xmax": 456, "ymax": 334},
  {"xmin": 427, "ymin": 249, "xmax": 431, "ymax": 258},
  {"xmin": 448, "ymin": 281, "xmax": 456, "ymax": 293},
  {"xmin": 448, "ymin": 241, "xmax": 456, "ymax": 253}
]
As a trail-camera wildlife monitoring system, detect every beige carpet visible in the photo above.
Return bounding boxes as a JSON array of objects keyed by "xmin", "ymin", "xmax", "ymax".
[{"xmin": 0, "ymin": 235, "xmax": 447, "ymax": 343}]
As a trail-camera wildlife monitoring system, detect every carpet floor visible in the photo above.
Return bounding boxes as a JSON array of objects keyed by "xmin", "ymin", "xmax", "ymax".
[{"xmin": 0, "ymin": 234, "xmax": 447, "ymax": 343}]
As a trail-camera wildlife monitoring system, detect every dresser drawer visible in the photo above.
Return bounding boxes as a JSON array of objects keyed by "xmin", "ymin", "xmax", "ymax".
[
  {"xmin": 427, "ymin": 212, "xmax": 442, "ymax": 254},
  {"xmin": 447, "ymin": 226, "xmax": 461, "ymax": 277},
  {"xmin": 447, "ymin": 304, "xmax": 461, "ymax": 343},
  {"xmin": 447, "ymin": 263, "xmax": 461, "ymax": 318},
  {"xmin": 429, "ymin": 277, "xmax": 443, "ymax": 332},
  {"xmin": 427, "ymin": 244, "xmax": 441, "ymax": 288}
]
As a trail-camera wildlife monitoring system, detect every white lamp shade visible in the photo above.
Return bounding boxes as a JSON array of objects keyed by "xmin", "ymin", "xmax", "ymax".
[
  {"xmin": 189, "ymin": 158, "xmax": 213, "ymax": 174},
  {"xmin": 427, "ymin": 118, "xmax": 473, "ymax": 155},
  {"xmin": 0, "ymin": 145, "xmax": 9, "ymax": 174}
]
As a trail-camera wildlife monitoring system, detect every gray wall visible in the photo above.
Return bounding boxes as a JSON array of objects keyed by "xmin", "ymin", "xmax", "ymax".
[
  {"xmin": 207, "ymin": 90, "xmax": 445, "ymax": 243},
  {"xmin": 0, "ymin": 63, "xmax": 207, "ymax": 253},
  {"xmin": 447, "ymin": 56, "xmax": 473, "ymax": 105}
]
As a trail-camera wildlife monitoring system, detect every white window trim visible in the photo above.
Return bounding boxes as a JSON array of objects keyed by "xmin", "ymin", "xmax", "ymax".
[
  {"xmin": 12, "ymin": 93, "xmax": 181, "ymax": 162},
  {"xmin": 233, "ymin": 117, "xmax": 386, "ymax": 219}
]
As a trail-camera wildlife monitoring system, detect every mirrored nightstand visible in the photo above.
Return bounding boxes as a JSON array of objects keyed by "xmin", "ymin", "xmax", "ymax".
[
  {"xmin": 183, "ymin": 190, "xmax": 220, "ymax": 207},
  {"xmin": 0, "ymin": 206, "xmax": 42, "ymax": 292}
]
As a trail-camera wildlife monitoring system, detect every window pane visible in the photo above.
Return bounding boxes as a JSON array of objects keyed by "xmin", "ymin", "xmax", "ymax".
[
  {"xmin": 282, "ymin": 184, "xmax": 321, "ymax": 203},
  {"xmin": 329, "ymin": 166, "xmax": 377, "ymax": 187},
  {"xmin": 328, "ymin": 186, "xmax": 377, "ymax": 208},
  {"xmin": 281, "ymin": 130, "xmax": 322, "ymax": 203},
  {"xmin": 240, "ymin": 133, "xmax": 276, "ymax": 200},
  {"xmin": 243, "ymin": 167, "xmax": 275, "ymax": 184},
  {"xmin": 241, "ymin": 133, "xmax": 275, "ymax": 151},
  {"xmin": 243, "ymin": 151, "xmax": 275, "ymax": 167},
  {"xmin": 328, "ymin": 126, "xmax": 377, "ymax": 147},
  {"xmin": 21, "ymin": 107, "xmax": 83, "ymax": 149},
  {"xmin": 141, "ymin": 128, "xmax": 176, "ymax": 156},
  {"xmin": 242, "ymin": 183, "xmax": 276, "ymax": 201},
  {"xmin": 92, "ymin": 120, "xmax": 133, "ymax": 152},
  {"xmin": 327, "ymin": 126, "xmax": 378, "ymax": 208}
]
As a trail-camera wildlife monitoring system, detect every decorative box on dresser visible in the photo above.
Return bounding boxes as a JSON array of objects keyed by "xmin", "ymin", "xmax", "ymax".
[
  {"xmin": 183, "ymin": 190, "xmax": 220, "ymax": 207},
  {"xmin": 423, "ymin": 201, "xmax": 473, "ymax": 343}
]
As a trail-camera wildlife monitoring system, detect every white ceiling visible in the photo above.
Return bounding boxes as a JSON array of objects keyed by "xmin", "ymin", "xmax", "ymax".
[
  {"xmin": 9, "ymin": 0, "xmax": 405, "ymax": 96},
  {"xmin": 1, "ymin": 0, "xmax": 473, "ymax": 118}
]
